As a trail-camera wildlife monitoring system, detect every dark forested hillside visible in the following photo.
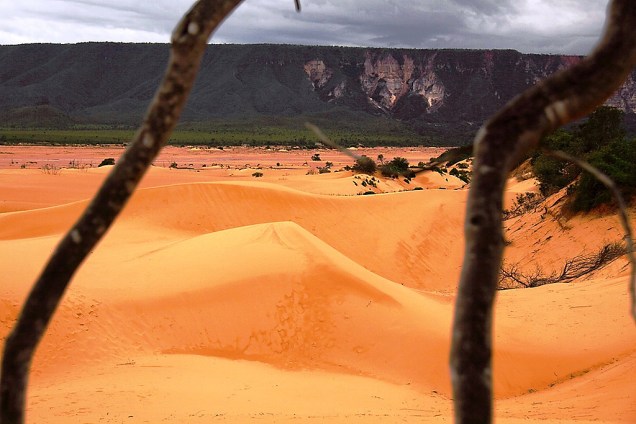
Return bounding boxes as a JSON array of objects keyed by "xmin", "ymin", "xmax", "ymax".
[{"xmin": 2, "ymin": 43, "xmax": 636, "ymax": 145}]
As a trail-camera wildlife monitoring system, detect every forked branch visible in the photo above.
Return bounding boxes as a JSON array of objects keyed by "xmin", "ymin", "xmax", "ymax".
[
  {"xmin": 0, "ymin": 1, "xmax": 242, "ymax": 422},
  {"xmin": 450, "ymin": 1, "xmax": 636, "ymax": 423}
]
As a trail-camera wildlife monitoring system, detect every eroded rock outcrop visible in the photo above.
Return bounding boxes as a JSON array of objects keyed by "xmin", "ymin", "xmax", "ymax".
[
  {"xmin": 304, "ymin": 59, "xmax": 332, "ymax": 89},
  {"xmin": 301, "ymin": 48, "xmax": 636, "ymax": 124}
]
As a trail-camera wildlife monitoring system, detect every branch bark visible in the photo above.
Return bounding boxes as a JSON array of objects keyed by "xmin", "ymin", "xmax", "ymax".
[
  {"xmin": 0, "ymin": 1, "xmax": 242, "ymax": 422},
  {"xmin": 450, "ymin": 1, "xmax": 636, "ymax": 422}
]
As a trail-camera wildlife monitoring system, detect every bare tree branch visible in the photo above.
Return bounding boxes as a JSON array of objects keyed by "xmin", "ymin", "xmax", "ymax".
[
  {"xmin": 450, "ymin": 1, "xmax": 636, "ymax": 422},
  {"xmin": 499, "ymin": 242, "xmax": 628, "ymax": 290},
  {"xmin": 0, "ymin": 1, "xmax": 243, "ymax": 422},
  {"xmin": 548, "ymin": 149, "xmax": 635, "ymax": 318},
  {"xmin": 306, "ymin": 122, "xmax": 358, "ymax": 159}
]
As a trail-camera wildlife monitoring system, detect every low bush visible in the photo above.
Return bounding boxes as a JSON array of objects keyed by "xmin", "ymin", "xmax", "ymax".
[
  {"xmin": 379, "ymin": 157, "xmax": 410, "ymax": 178},
  {"xmin": 571, "ymin": 138, "xmax": 636, "ymax": 211},
  {"xmin": 449, "ymin": 167, "xmax": 471, "ymax": 184},
  {"xmin": 98, "ymin": 158, "xmax": 115, "ymax": 167},
  {"xmin": 352, "ymin": 156, "xmax": 377, "ymax": 174},
  {"xmin": 502, "ymin": 192, "xmax": 543, "ymax": 219}
]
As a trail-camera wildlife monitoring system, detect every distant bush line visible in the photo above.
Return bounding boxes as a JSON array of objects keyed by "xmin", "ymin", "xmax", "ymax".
[
  {"xmin": 350, "ymin": 153, "xmax": 472, "ymax": 185},
  {"xmin": 0, "ymin": 115, "xmax": 469, "ymax": 148}
]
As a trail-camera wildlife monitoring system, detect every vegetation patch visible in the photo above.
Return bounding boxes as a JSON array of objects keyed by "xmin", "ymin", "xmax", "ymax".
[
  {"xmin": 379, "ymin": 157, "xmax": 411, "ymax": 178},
  {"xmin": 351, "ymin": 156, "xmax": 377, "ymax": 175},
  {"xmin": 98, "ymin": 158, "xmax": 116, "ymax": 167},
  {"xmin": 532, "ymin": 106, "xmax": 636, "ymax": 212}
]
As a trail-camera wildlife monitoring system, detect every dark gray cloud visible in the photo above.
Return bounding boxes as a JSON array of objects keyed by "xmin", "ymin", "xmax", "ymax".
[
  {"xmin": 0, "ymin": 0, "xmax": 608, "ymax": 54},
  {"xmin": 448, "ymin": 0, "xmax": 516, "ymax": 16}
]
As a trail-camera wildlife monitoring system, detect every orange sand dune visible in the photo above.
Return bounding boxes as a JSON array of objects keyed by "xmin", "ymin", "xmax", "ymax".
[
  {"xmin": 1, "ymin": 180, "xmax": 468, "ymax": 292},
  {"xmin": 1, "ymin": 146, "xmax": 635, "ymax": 423}
]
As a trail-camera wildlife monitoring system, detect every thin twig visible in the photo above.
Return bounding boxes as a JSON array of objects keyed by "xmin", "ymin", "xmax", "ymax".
[
  {"xmin": 451, "ymin": 1, "xmax": 636, "ymax": 423},
  {"xmin": 549, "ymin": 149, "xmax": 635, "ymax": 319},
  {"xmin": 0, "ymin": 1, "xmax": 243, "ymax": 423},
  {"xmin": 305, "ymin": 122, "xmax": 361, "ymax": 160}
]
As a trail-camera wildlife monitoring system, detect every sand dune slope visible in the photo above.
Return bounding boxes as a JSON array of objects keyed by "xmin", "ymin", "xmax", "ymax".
[
  {"xmin": 1, "ymin": 166, "xmax": 635, "ymax": 423},
  {"xmin": 494, "ymin": 275, "xmax": 636, "ymax": 397},
  {"xmin": 26, "ymin": 354, "xmax": 453, "ymax": 424},
  {"xmin": 1, "ymin": 220, "xmax": 453, "ymax": 392},
  {"xmin": 100, "ymin": 221, "xmax": 453, "ymax": 390},
  {"xmin": 499, "ymin": 351, "xmax": 636, "ymax": 422},
  {"xmin": 0, "ymin": 181, "xmax": 468, "ymax": 292}
]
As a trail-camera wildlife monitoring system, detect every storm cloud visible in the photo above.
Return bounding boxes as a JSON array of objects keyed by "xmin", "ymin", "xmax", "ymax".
[{"xmin": 0, "ymin": 0, "xmax": 608, "ymax": 54}]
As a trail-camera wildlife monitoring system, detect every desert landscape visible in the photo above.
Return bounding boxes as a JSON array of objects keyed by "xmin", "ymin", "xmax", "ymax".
[{"xmin": 1, "ymin": 144, "xmax": 635, "ymax": 423}]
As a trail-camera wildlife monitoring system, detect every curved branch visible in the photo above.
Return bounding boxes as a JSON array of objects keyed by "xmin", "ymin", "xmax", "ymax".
[
  {"xmin": 0, "ymin": 1, "xmax": 242, "ymax": 422},
  {"xmin": 450, "ymin": 1, "xmax": 636, "ymax": 423}
]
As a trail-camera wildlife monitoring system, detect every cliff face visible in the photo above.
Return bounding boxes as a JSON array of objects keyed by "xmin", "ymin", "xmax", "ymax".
[
  {"xmin": 1, "ymin": 43, "xmax": 635, "ymax": 130},
  {"xmin": 301, "ymin": 48, "xmax": 636, "ymax": 121}
]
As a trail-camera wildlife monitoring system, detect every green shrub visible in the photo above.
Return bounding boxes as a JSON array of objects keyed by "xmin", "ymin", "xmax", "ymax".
[
  {"xmin": 388, "ymin": 157, "xmax": 409, "ymax": 172},
  {"xmin": 379, "ymin": 157, "xmax": 410, "ymax": 178},
  {"xmin": 531, "ymin": 106, "xmax": 636, "ymax": 211},
  {"xmin": 449, "ymin": 167, "xmax": 471, "ymax": 184},
  {"xmin": 352, "ymin": 156, "xmax": 377, "ymax": 174},
  {"xmin": 380, "ymin": 165, "xmax": 399, "ymax": 178},
  {"xmin": 576, "ymin": 106, "xmax": 626, "ymax": 154},
  {"xmin": 571, "ymin": 138, "xmax": 636, "ymax": 211},
  {"xmin": 532, "ymin": 155, "xmax": 578, "ymax": 195}
]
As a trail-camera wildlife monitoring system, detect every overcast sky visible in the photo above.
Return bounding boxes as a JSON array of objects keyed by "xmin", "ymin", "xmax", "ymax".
[{"xmin": 0, "ymin": 0, "xmax": 609, "ymax": 54}]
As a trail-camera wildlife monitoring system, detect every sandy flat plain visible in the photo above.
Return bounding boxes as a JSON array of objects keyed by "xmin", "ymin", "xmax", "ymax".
[{"xmin": 1, "ymin": 145, "xmax": 634, "ymax": 423}]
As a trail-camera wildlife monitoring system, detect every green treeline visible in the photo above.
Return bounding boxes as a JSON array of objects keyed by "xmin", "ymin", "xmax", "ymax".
[{"xmin": 0, "ymin": 115, "xmax": 439, "ymax": 147}]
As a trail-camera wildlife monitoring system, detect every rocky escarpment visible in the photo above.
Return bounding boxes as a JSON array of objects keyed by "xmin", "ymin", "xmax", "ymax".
[
  {"xmin": 301, "ymin": 48, "xmax": 636, "ymax": 122},
  {"xmin": 1, "ymin": 43, "xmax": 636, "ymax": 137}
]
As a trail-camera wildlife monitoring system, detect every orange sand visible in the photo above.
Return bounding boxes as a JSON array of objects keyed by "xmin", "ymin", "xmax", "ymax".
[{"xmin": 1, "ymin": 145, "xmax": 634, "ymax": 423}]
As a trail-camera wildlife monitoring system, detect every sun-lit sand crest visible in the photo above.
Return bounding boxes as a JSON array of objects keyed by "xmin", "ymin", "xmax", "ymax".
[{"xmin": 1, "ymin": 146, "xmax": 635, "ymax": 422}]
